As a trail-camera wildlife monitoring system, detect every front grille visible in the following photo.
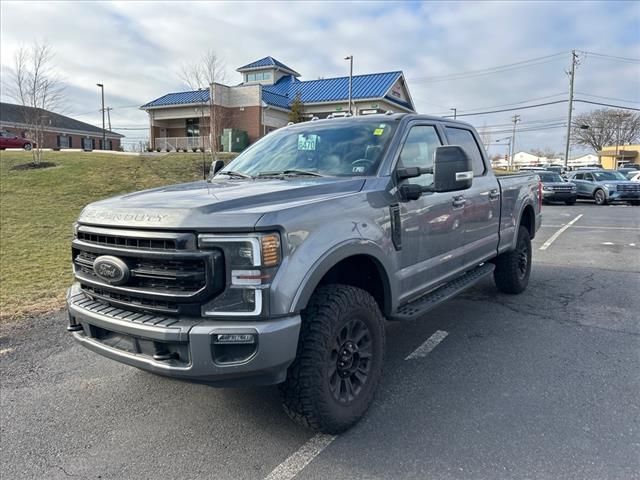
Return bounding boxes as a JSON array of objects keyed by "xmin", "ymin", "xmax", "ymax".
[
  {"xmin": 617, "ymin": 184, "xmax": 640, "ymax": 192},
  {"xmin": 75, "ymin": 251, "xmax": 206, "ymax": 292},
  {"xmin": 552, "ymin": 186, "xmax": 572, "ymax": 192},
  {"xmin": 77, "ymin": 231, "xmax": 177, "ymax": 250},
  {"xmin": 73, "ymin": 226, "xmax": 223, "ymax": 315}
]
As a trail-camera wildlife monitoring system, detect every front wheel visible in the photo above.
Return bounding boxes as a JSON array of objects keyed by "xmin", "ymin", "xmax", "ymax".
[
  {"xmin": 594, "ymin": 189, "xmax": 607, "ymax": 205},
  {"xmin": 280, "ymin": 285, "xmax": 385, "ymax": 433},
  {"xmin": 493, "ymin": 226, "xmax": 532, "ymax": 294},
  {"xmin": 23, "ymin": 143, "xmax": 32, "ymax": 151},
  {"xmin": 630, "ymin": 200, "xmax": 640, "ymax": 206}
]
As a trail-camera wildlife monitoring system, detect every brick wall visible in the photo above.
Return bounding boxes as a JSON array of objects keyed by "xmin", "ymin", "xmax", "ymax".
[{"xmin": 3, "ymin": 126, "xmax": 120, "ymax": 150}]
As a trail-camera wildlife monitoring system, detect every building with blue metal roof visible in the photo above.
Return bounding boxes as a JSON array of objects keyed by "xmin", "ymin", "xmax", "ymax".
[{"xmin": 141, "ymin": 57, "xmax": 415, "ymax": 150}]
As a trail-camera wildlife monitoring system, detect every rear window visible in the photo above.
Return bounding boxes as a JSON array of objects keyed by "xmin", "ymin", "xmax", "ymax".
[
  {"xmin": 444, "ymin": 127, "xmax": 486, "ymax": 176},
  {"xmin": 539, "ymin": 173, "xmax": 563, "ymax": 182}
]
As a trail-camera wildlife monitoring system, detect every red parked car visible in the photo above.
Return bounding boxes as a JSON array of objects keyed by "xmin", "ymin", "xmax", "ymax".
[{"xmin": 0, "ymin": 130, "xmax": 35, "ymax": 150}]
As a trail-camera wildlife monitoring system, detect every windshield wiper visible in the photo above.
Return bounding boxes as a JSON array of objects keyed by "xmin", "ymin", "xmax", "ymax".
[
  {"xmin": 256, "ymin": 169, "xmax": 325, "ymax": 178},
  {"xmin": 218, "ymin": 170, "xmax": 252, "ymax": 179}
]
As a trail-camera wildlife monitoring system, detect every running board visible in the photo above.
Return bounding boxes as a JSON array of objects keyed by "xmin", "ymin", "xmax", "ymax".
[{"xmin": 390, "ymin": 263, "xmax": 495, "ymax": 321}]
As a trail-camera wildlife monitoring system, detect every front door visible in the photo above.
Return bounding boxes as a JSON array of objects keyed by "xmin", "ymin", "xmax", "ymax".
[
  {"xmin": 444, "ymin": 126, "xmax": 500, "ymax": 269},
  {"xmin": 395, "ymin": 124, "xmax": 465, "ymax": 304}
]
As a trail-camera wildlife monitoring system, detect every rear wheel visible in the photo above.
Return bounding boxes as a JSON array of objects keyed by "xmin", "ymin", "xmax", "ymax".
[
  {"xmin": 594, "ymin": 189, "xmax": 607, "ymax": 205},
  {"xmin": 280, "ymin": 284, "xmax": 385, "ymax": 433},
  {"xmin": 23, "ymin": 143, "xmax": 32, "ymax": 151},
  {"xmin": 494, "ymin": 226, "xmax": 532, "ymax": 294}
]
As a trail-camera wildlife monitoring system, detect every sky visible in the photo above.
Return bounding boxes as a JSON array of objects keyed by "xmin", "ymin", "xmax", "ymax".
[{"xmin": 1, "ymin": 0, "xmax": 639, "ymax": 156}]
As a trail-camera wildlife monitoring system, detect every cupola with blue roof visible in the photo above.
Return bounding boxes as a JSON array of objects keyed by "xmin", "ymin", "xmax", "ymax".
[{"xmin": 237, "ymin": 56, "xmax": 301, "ymax": 85}]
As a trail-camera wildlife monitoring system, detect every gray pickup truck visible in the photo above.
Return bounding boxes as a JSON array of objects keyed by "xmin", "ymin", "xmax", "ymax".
[{"xmin": 67, "ymin": 114, "xmax": 541, "ymax": 433}]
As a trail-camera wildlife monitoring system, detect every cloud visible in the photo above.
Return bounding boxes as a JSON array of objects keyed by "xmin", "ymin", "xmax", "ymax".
[{"xmin": 1, "ymin": 0, "xmax": 638, "ymax": 153}]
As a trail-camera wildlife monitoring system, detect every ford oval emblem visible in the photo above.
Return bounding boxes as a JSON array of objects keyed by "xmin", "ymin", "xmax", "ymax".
[{"xmin": 93, "ymin": 255, "xmax": 130, "ymax": 285}]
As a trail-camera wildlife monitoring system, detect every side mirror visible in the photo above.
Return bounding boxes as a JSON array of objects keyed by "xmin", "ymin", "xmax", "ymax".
[
  {"xmin": 432, "ymin": 145, "xmax": 473, "ymax": 192},
  {"xmin": 399, "ymin": 183, "xmax": 423, "ymax": 201},
  {"xmin": 211, "ymin": 159, "xmax": 225, "ymax": 175}
]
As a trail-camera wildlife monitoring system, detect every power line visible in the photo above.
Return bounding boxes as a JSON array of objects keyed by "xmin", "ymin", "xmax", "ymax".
[
  {"xmin": 574, "ymin": 99, "xmax": 640, "ymax": 111},
  {"xmin": 578, "ymin": 50, "xmax": 640, "ymax": 63},
  {"xmin": 442, "ymin": 99, "xmax": 568, "ymax": 118},
  {"xmin": 411, "ymin": 52, "xmax": 568, "ymax": 83},
  {"xmin": 576, "ymin": 92, "xmax": 640, "ymax": 104},
  {"xmin": 427, "ymin": 92, "xmax": 568, "ymax": 116}
]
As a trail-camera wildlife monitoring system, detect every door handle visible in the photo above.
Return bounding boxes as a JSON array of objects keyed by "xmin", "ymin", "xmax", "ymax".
[
  {"xmin": 488, "ymin": 189, "xmax": 501, "ymax": 200},
  {"xmin": 452, "ymin": 195, "xmax": 466, "ymax": 208}
]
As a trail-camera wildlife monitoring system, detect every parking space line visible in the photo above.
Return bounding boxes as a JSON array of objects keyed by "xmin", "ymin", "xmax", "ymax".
[
  {"xmin": 405, "ymin": 330, "xmax": 449, "ymax": 360},
  {"xmin": 541, "ymin": 225, "xmax": 640, "ymax": 231},
  {"xmin": 539, "ymin": 214, "xmax": 583, "ymax": 251},
  {"xmin": 264, "ymin": 434, "xmax": 337, "ymax": 480}
]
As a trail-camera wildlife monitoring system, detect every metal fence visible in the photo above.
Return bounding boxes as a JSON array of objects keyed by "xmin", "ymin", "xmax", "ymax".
[{"xmin": 154, "ymin": 136, "xmax": 210, "ymax": 151}]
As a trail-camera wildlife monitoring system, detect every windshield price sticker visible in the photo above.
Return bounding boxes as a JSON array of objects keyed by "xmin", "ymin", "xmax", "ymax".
[
  {"xmin": 298, "ymin": 134, "xmax": 318, "ymax": 151},
  {"xmin": 373, "ymin": 124, "xmax": 386, "ymax": 136}
]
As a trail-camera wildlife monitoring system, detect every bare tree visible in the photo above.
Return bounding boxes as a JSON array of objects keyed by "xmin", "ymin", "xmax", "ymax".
[
  {"xmin": 10, "ymin": 42, "xmax": 65, "ymax": 164},
  {"xmin": 179, "ymin": 50, "xmax": 227, "ymax": 156},
  {"xmin": 571, "ymin": 109, "xmax": 640, "ymax": 153}
]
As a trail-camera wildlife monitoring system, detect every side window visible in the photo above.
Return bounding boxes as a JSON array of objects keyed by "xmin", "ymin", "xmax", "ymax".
[
  {"xmin": 397, "ymin": 125, "xmax": 441, "ymax": 187},
  {"xmin": 584, "ymin": 173, "xmax": 593, "ymax": 181},
  {"xmin": 574, "ymin": 173, "xmax": 583, "ymax": 180},
  {"xmin": 444, "ymin": 127, "xmax": 486, "ymax": 176}
]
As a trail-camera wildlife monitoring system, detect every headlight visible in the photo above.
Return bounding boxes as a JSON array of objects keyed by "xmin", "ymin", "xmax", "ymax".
[
  {"xmin": 542, "ymin": 186, "xmax": 552, "ymax": 191},
  {"xmin": 198, "ymin": 233, "xmax": 281, "ymax": 317},
  {"xmin": 603, "ymin": 183, "xmax": 615, "ymax": 189}
]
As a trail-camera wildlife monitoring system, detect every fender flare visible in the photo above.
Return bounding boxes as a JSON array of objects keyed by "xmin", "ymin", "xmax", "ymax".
[
  {"xmin": 512, "ymin": 201, "xmax": 536, "ymax": 249},
  {"xmin": 290, "ymin": 240, "xmax": 395, "ymax": 315}
]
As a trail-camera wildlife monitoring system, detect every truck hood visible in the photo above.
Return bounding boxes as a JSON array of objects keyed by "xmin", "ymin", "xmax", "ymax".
[{"xmin": 78, "ymin": 177, "xmax": 366, "ymax": 230}]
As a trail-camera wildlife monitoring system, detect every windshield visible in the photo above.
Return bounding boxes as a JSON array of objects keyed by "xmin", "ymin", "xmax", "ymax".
[
  {"xmin": 539, "ymin": 173, "xmax": 564, "ymax": 182},
  {"xmin": 218, "ymin": 119, "xmax": 397, "ymax": 178},
  {"xmin": 593, "ymin": 171, "xmax": 626, "ymax": 181}
]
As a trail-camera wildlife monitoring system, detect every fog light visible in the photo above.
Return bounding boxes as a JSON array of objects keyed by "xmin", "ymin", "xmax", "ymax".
[{"xmin": 214, "ymin": 334, "xmax": 256, "ymax": 344}]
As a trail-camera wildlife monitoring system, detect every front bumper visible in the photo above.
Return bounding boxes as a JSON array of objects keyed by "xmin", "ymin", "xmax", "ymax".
[
  {"xmin": 66, "ymin": 284, "xmax": 300, "ymax": 386},
  {"xmin": 608, "ymin": 191, "xmax": 640, "ymax": 202},
  {"xmin": 542, "ymin": 190, "xmax": 576, "ymax": 202}
]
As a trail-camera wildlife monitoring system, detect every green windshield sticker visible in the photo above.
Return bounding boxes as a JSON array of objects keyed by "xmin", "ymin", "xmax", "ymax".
[
  {"xmin": 297, "ymin": 134, "xmax": 318, "ymax": 151},
  {"xmin": 373, "ymin": 128, "xmax": 384, "ymax": 136}
]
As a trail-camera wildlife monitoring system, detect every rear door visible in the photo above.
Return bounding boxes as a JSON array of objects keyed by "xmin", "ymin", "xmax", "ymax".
[
  {"xmin": 444, "ymin": 126, "xmax": 500, "ymax": 269},
  {"xmin": 394, "ymin": 123, "xmax": 465, "ymax": 303}
]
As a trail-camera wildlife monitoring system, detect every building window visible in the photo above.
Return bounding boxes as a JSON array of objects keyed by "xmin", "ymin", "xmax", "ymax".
[
  {"xmin": 186, "ymin": 118, "xmax": 200, "ymax": 137},
  {"xmin": 246, "ymin": 71, "xmax": 271, "ymax": 82},
  {"xmin": 82, "ymin": 138, "xmax": 93, "ymax": 150},
  {"xmin": 58, "ymin": 135, "xmax": 70, "ymax": 148}
]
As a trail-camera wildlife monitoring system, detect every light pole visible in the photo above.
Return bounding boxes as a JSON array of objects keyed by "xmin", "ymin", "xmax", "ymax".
[
  {"xmin": 96, "ymin": 83, "xmax": 106, "ymax": 149},
  {"xmin": 495, "ymin": 136, "xmax": 511, "ymax": 168},
  {"xmin": 510, "ymin": 114, "xmax": 521, "ymax": 170},
  {"xmin": 450, "ymin": 108, "xmax": 457, "ymax": 119},
  {"xmin": 344, "ymin": 55, "xmax": 353, "ymax": 116}
]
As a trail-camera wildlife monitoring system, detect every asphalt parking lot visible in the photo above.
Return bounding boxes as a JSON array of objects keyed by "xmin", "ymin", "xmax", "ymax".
[{"xmin": 1, "ymin": 201, "xmax": 639, "ymax": 480}]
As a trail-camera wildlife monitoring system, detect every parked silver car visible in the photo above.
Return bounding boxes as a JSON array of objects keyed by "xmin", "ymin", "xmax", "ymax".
[{"xmin": 567, "ymin": 170, "xmax": 640, "ymax": 205}]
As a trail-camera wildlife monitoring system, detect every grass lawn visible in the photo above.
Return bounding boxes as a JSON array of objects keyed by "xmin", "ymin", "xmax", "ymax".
[{"xmin": 0, "ymin": 151, "xmax": 236, "ymax": 320}]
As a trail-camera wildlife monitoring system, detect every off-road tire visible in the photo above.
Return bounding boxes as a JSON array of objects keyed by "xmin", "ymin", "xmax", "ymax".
[
  {"xmin": 280, "ymin": 284, "xmax": 385, "ymax": 433},
  {"xmin": 594, "ymin": 189, "xmax": 607, "ymax": 205},
  {"xmin": 493, "ymin": 226, "xmax": 532, "ymax": 294}
]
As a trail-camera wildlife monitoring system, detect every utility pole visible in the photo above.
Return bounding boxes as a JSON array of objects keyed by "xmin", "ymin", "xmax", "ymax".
[
  {"xmin": 564, "ymin": 50, "xmax": 579, "ymax": 168},
  {"xmin": 510, "ymin": 114, "xmax": 520, "ymax": 170},
  {"xmin": 105, "ymin": 107, "xmax": 113, "ymax": 132},
  {"xmin": 96, "ymin": 83, "xmax": 105, "ymax": 149},
  {"xmin": 450, "ymin": 108, "xmax": 457, "ymax": 119},
  {"xmin": 344, "ymin": 55, "xmax": 353, "ymax": 116}
]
